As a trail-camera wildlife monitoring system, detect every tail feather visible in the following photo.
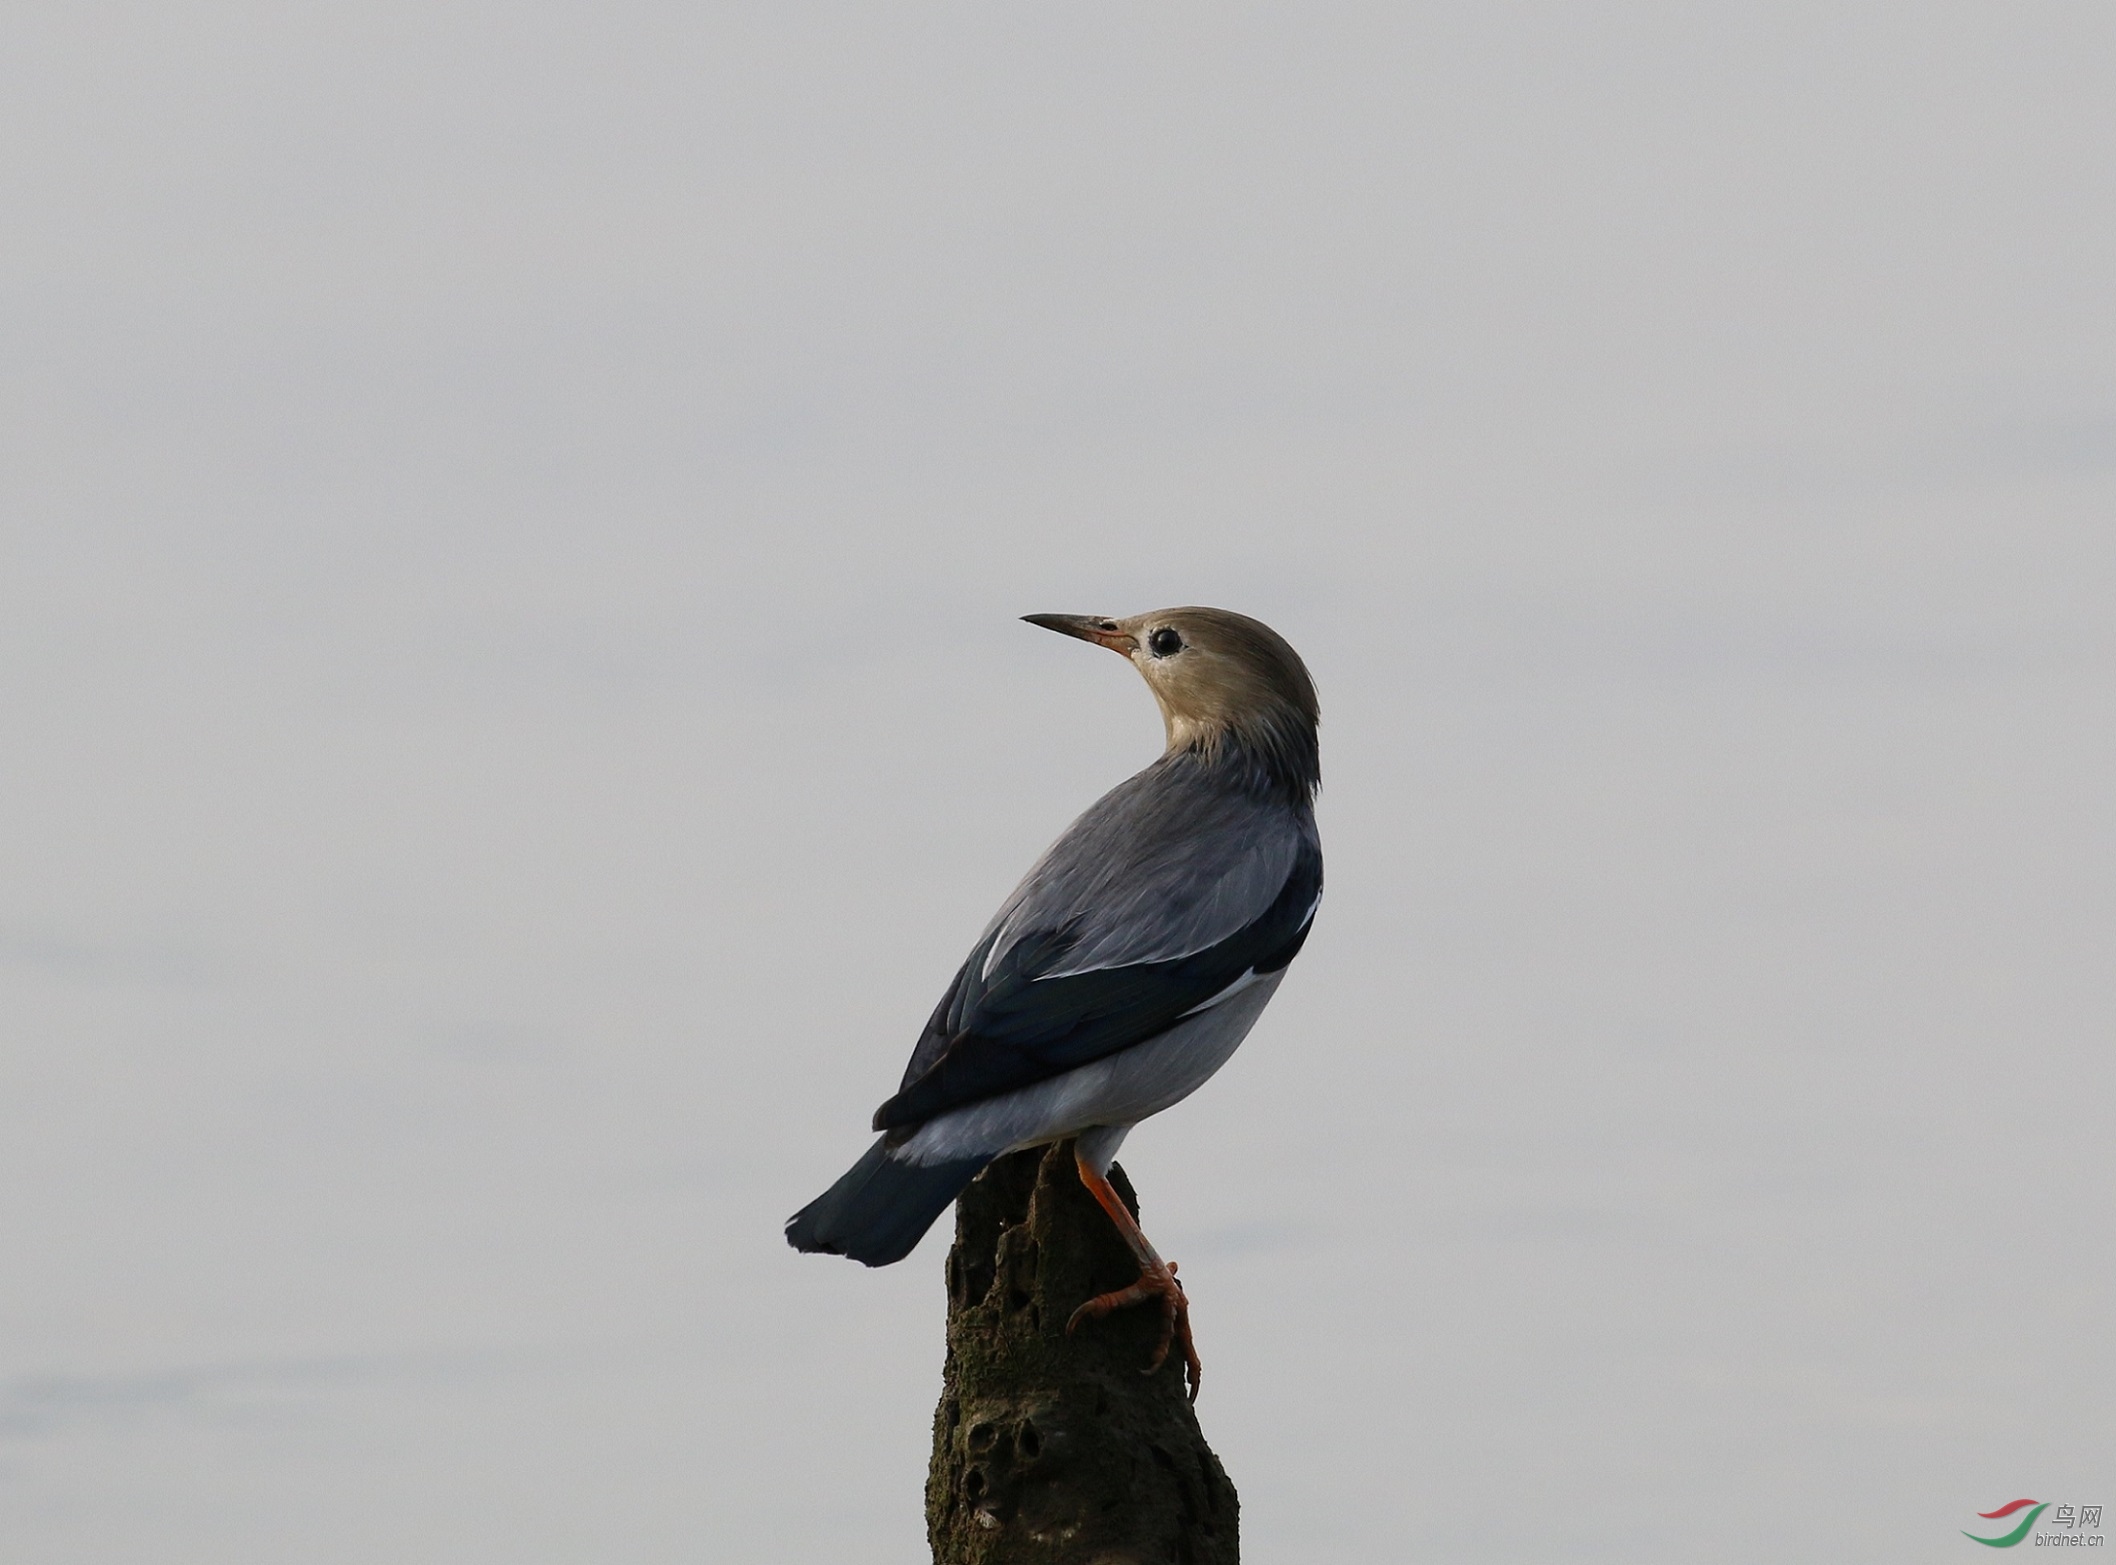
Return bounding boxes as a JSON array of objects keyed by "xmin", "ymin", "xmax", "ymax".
[{"xmin": 785, "ymin": 1139, "xmax": 989, "ymax": 1266}]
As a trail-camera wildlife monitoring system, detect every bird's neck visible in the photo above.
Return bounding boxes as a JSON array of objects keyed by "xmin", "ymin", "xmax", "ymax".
[{"xmin": 1163, "ymin": 708, "xmax": 1319, "ymax": 805}]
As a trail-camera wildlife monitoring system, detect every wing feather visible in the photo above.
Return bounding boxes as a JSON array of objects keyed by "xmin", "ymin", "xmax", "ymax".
[{"xmin": 875, "ymin": 756, "xmax": 1321, "ymax": 1133}]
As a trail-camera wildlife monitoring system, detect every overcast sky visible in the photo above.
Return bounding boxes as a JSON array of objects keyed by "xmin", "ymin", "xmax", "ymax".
[{"xmin": 2, "ymin": 5, "xmax": 2112, "ymax": 1561}]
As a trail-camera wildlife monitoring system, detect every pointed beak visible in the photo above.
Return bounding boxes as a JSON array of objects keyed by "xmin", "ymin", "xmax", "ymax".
[{"xmin": 1022, "ymin": 614, "xmax": 1136, "ymax": 654}]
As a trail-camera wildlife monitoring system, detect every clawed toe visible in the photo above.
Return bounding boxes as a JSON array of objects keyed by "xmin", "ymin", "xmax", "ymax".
[{"xmin": 1066, "ymin": 1260, "xmax": 1202, "ymax": 1400}]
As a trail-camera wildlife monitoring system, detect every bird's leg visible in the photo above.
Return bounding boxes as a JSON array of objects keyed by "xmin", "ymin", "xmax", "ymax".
[{"xmin": 1065, "ymin": 1148, "xmax": 1202, "ymax": 1400}]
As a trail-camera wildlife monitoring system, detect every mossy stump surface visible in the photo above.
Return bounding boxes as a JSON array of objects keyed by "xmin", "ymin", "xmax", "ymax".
[{"xmin": 927, "ymin": 1142, "xmax": 1237, "ymax": 1564}]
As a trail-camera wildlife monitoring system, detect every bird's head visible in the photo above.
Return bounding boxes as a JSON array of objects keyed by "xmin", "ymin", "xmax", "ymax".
[{"xmin": 1023, "ymin": 606, "xmax": 1320, "ymax": 798}]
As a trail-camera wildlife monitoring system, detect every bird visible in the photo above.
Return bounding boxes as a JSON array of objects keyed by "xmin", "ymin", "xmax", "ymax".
[{"xmin": 785, "ymin": 607, "xmax": 1322, "ymax": 1398}]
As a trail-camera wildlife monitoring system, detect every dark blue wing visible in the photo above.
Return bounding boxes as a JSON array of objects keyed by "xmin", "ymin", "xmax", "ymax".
[{"xmin": 871, "ymin": 826, "xmax": 1320, "ymax": 1133}]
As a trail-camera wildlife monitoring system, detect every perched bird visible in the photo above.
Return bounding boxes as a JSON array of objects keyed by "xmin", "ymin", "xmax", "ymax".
[{"xmin": 786, "ymin": 607, "xmax": 1322, "ymax": 1397}]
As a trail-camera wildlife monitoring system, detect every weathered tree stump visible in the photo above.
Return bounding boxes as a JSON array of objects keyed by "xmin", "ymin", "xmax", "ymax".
[{"xmin": 927, "ymin": 1142, "xmax": 1238, "ymax": 1564}]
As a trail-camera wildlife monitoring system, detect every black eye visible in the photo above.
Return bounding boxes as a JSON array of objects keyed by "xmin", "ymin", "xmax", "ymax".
[{"xmin": 1147, "ymin": 627, "xmax": 1183, "ymax": 658}]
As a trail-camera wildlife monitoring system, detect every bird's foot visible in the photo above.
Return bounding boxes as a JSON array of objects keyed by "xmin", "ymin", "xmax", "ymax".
[{"xmin": 1066, "ymin": 1260, "xmax": 1202, "ymax": 1400}]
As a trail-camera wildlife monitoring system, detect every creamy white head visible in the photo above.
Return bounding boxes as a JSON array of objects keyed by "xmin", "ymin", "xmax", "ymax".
[{"xmin": 1023, "ymin": 607, "xmax": 1320, "ymax": 799}]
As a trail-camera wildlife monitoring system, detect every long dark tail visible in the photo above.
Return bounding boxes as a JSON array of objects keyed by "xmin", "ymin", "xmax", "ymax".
[{"xmin": 785, "ymin": 1139, "xmax": 990, "ymax": 1266}]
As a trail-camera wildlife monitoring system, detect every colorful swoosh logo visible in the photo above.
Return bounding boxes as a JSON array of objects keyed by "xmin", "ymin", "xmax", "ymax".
[{"xmin": 1965, "ymin": 1501, "xmax": 2047, "ymax": 1547}]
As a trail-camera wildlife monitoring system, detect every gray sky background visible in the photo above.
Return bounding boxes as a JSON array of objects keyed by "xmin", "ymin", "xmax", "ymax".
[{"xmin": 3, "ymin": 5, "xmax": 2112, "ymax": 1561}]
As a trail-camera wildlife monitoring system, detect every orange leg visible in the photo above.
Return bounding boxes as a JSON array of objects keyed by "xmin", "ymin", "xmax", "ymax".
[{"xmin": 1065, "ymin": 1147, "xmax": 1203, "ymax": 1400}]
